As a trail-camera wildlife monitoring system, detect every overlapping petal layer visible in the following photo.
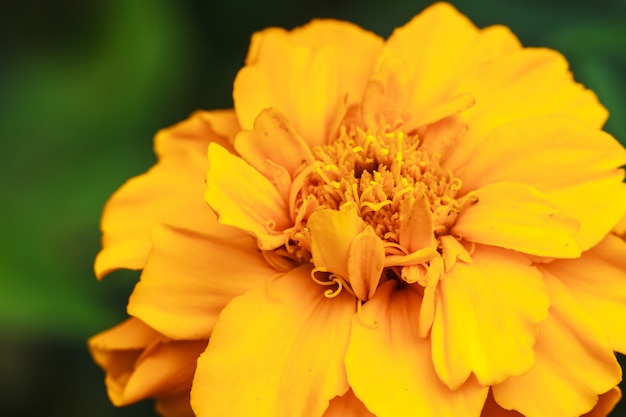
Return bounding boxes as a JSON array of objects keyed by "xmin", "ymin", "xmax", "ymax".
[
  {"xmin": 95, "ymin": 111, "xmax": 239, "ymax": 277},
  {"xmin": 430, "ymin": 246, "xmax": 549, "ymax": 388},
  {"xmin": 345, "ymin": 281, "xmax": 488, "ymax": 417},
  {"xmin": 88, "ymin": 318, "xmax": 207, "ymax": 410},
  {"xmin": 127, "ymin": 224, "xmax": 277, "ymax": 340},
  {"xmin": 492, "ymin": 270, "xmax": 621, "ymax": 417},
  {"xmin": 191, "ymin": 266, "xmax": 354, "ymax": 417}
]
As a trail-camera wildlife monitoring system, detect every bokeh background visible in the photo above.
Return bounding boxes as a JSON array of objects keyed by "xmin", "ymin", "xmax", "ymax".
[{"xmin": 1, "ymin": 0, "xmax": 625, "ymax": 416}]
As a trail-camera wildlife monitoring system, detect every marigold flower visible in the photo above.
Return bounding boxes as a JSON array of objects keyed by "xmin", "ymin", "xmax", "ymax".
[{"xmin": 89, "ymin": 3, "xmax": 626, "ymax": 417}]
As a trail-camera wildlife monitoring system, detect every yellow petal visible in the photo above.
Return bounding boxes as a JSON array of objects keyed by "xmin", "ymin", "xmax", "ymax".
[
  {"xmin": 234, "ymin": 108, "xmax": 314, "ymax": 178},
  {"xmin": 235, "ymin": 20, "xmax": 382, "ymax": 147},
  {"xmin": 322, "ymin": 390, "xmax": 375, "ymax": 417},
  {"xmin": 345, "ymin": 281, "xmax": 488, "ymax": 417},
  {"xmin": 348, "ymin": 226, "xmax": 385, "ymax": 301},
  {"xmin": 205, "ymin": 142, "xmax": 291, "ymax": 250},
  {"xmin": 455, "ymin": 48, "xmax": 608, "ymax": 139},
  {"xmin": 543, "ymin": 233, "xmax": 626, "ymax": 353},
  {"xmin": 378, "ymin": 3, "xmax": 520, "ymax": 127},
  {"xmin": 191, "ymin": 265, "xmax": 354, "ymax": 417},
  {"xmin": 453, "ymin": 182, "xmax": 581, "ymax": 258},
  {"xmin": 95, "ymin": 110, "xmax": 239, "ymax": 278},
  {"xmin": 127, "ymin": 224, "xmax": 278, "ymax": 340},
  {"xmin": 446, "ymin": 115, "xmax": 626, "ymax": 250},
  {"xmin": 492, "ymin": 270, "xmax": 622, "ymax": 417},
  {"xmin": 88, "ymin": 318, "xmax": 207, "ymax": 406},
  {"xmin": 308, "ymin": 204, "xmax": 364, "ymax": 279},
  {"xmin": 450, "ymin": 115, "xmax": 626, "ymax": 193},
  {"xmin": 431, "ymin": 245, "xmax": 549, "ymax": 388}
]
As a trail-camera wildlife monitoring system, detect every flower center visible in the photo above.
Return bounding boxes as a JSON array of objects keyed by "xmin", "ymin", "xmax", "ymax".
[{"xmin": 295, "ymin": 126, "xmax": 462, "ymax": 243}]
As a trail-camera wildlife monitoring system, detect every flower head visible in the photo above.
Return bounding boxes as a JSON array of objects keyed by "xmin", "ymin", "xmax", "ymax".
[{"xmin": 90, "ymin": 3, "xmax": 626, "ymax": 417}]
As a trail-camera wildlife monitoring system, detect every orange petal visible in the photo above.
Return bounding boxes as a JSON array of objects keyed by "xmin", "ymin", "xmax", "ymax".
[
  {"xmin": 492, "ymin": 270, "xmax": 621, "ymax": 417},
  {"xmin": 582, "ymin": 387, "xmax": 622, "ymax": 417},
  {"xmin": 453, "ymin": 182, "xmax": 581, "ymax": 258},
  {"xmin": 378, "ymin": 3, "xmax": 520, "ymax": 127},
  {"xmin": 398, "ymin": 191, "xmax": 435, "ymax": 252},
  {"xmin": 234, "ymin": 108, "xmax": 314, "ymax": 179},
  {"xmin": 235, "ymin": 20, "xmax": 383, "ymax": 147},
  {"xmin": 480, "ymin": 390, "xmax": 523, "ymax": 417},
  {"xmin": 361, "ymin": 56, "xmax": 410, "ymax": 129},
  {"xmin": 348, "ymin": 226, "xmax": 385, "ymax": 301},
  {"xmin": 95, "ymin": 110, "xmax": 239, "ymax": 278},
  {"xmin": 191, "ymin": 265, "xmax": 354, "ymax": 417},
  {"xmin": 156, "ymin": 394, "xmax": 195, "ymax": 417},
  {"xmin": 543, "ymin": 233, "xmax": 626, "ymax": 353},
  {"xmin": 322, "ymin": 390, "xmax": 375, "ymax": 417},
  {"xmin": 88, "ymin": 318, "xmax": 207, "ymax": 406},
  {"xmin": 345, "ymin": 281, "xmax": 488, "ymax": 417},
  {"xmin": 127, "ymin": 224, "xmax": 278, "ymax": 340},
  {"xmin": 431, "ymin": 245, "xmax": 549, "ymax": 388},
  {"xmin": 205, "ymin": 142, "xmax": 291, "ymax": 250},
  {"xmin": 447, "ymin": 115, "xmax": 626, "ymax": 250},
  {"xmin": 308, "ymin": 204, "xmax": 365, "ymax": 279}
]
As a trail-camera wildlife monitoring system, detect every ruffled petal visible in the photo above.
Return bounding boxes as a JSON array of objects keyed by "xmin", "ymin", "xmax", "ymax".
[
  {"xmin": 543, "ymin": 233, "xmax": 626, "ymax": 353},
  {"xmin": 431, "ymin": 245, "xmax": 549, "ymax": 388},
  {"xmin": 95, "ymin": 110, "xmax": 239, "ymax": 278},
  {"xmin": 235, "ymin": 20, "xmax": 383, "ymax": 147},
  {"xmin": 88, "ymin": 318, "xmax": 207, "ymax": 406},
  {"xmin": 492, "ymin": 269, "xmax": 622, "ymax": 417},
  {"xmin": 345, "ymin": 281, "xmax": 488, "ymax": 417},
  {"xmin": 127, "ymin": 224, "xmax": 277, "ymax": 340},
  {"xmin": 205, "ymin": 142, "xmax": 291, "ymax": 249},
  {"xmin": 322, "ymin": 390, "xmax": 375, "ymax": 417},
  {"xmin": 191, "ymin": 265, "xmax": 354, "ymax": 417},
  {"xmin": 378, "ymin": 3, "xmax": 521, "ymax": 127},
  {"xmin": 452, "ymin": 182, "xmax": 581, "ymax": 258},
  {"xmin": 447, "ymin": 115, "xmax": 626, "ymax": 250}
]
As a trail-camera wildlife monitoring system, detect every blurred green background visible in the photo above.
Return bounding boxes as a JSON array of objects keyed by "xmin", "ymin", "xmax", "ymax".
[{"xmin": 1, "ymin": 0, "xmax": 625, "ymax": 416}]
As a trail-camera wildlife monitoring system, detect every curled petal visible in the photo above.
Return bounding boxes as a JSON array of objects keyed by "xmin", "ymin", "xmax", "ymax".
[
  {"xmin": 308, "ymin": 204, "xmax": 365, "ymax": 279},
  {"xmin": 88, "ymin": 318, "xmax": 207, "ymax": 407},
  {"xmin": 205, "ymin": 142, "xmax": 291, "ymax": 249}
]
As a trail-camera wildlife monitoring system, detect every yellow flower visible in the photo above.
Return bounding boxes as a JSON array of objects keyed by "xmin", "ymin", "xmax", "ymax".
[{"xmin": 89, "ymin": 3, "xmax": 626, "ymax": 417}]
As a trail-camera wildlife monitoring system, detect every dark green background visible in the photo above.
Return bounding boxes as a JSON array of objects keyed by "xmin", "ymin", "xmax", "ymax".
[{"xmin": 1, "ymin": 0, "xmax": 625, "ymax": 416}]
